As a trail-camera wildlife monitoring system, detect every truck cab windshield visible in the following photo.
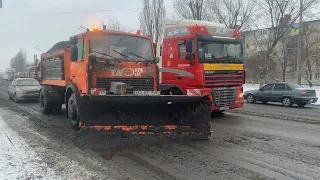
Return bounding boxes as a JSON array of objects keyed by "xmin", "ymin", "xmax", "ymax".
[
  {"xmin": 89, "ymin": 34, "xmax": 154, "ymax": 62},
  {"xmin": 198, "ymin": 40, "xmax": 244, "ymax": 64}
]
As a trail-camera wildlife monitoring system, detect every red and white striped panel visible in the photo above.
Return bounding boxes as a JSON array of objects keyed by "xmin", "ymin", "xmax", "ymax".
[{"xmin": 186, "ymin": 89, "xmax": 201, "ymax": 96}]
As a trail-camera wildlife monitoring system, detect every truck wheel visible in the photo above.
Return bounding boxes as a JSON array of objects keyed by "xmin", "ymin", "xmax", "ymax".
[
  {"xmin": 39, "ymin": 89, "xmax": 53, "ymax": 114},
  {"xmin": 68, "ymin": 93, "xmax": 80, "ymax": 130}
]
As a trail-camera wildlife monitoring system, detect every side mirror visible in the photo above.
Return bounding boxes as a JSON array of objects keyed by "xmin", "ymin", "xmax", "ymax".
[
  {"xmin": 70, "ymin": 45, "xmax": 78, "ymax": 62},
  {"xmin": 154, "ymin": 57, "xmax": 160, "ymax": 64},
  {"xmin": 69, "ymin": 36, "xmax": 78, "ymax": 45},
  {"xmin": 186, "ymin": 53, "xmax": 195, "ymax": 64},
  {"xmin": 185, "ymin": 40, "xmax": 193, "ymax": 53},
  {"xmin": 88, "ymin": 53, "xmax": 98, "ymax": 65}
]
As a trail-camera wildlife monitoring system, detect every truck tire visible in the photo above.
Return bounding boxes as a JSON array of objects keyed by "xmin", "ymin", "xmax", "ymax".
[
  {"xmin": 67, "ymin": 93, "xmax": 80, "ymax": 130},
  {"xmin": 52, "ymin": 103, "xmax": 62, "ymax": 114},
  {"xmin": 39, "ymin": 89, "xmax": 53, "ymax": 114}
]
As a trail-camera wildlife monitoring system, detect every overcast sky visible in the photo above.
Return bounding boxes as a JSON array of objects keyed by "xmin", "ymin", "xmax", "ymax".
[{"xmin": 0, "ymin": 0, "xmax": 174, "ymax": 72}]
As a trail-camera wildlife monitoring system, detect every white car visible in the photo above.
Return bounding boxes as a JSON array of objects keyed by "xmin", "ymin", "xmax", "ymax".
[
  {"xmin": 2, "ymin": 74, "xmax": 9, "ymax": 81},
  {"xmin": 8, "ymin": 78, "xmax": 41, "ymax": 102}
]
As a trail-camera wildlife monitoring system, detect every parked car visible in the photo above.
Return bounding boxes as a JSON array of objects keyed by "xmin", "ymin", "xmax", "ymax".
[
  {"xmin": 244, "ymin": 82, "xmax": 318, "ymax": 107},
  {"xmin": 8, "ymin": 78, "xmax": 41, "ymax": 103}
]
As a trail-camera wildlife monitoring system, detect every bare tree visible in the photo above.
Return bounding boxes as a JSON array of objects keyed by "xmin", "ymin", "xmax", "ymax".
[
  {"xmin": 207, "ymin": 0, "xmax": 257, "ymax": 31},
  {"xmin": 250, "ymin": 0, "xmax": 318, "ymax": 86},
  {"xmin": 173, "ymin": 0, "xmax": 209, "ymax": 20},
  {"xmin": 139, "ymin": 0, "xmax": 166, "ymax": 42},
  {"xmin": 106, "ymin": 18, "xmax": 126, "ymax": 31},
  {"xmin": 301, "ymin": 23, "xmax": 320, "ymax": 86},
  {"xmin": 105, "ymin": 18, "xmax": 134, "ymax": 32},
  {"xmin": 270, "ymin": 33, "xmax": 298, "ymax": 81}
]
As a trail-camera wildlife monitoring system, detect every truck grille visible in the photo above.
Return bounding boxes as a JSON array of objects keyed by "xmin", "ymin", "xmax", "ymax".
[
  {"xmin": 204, "ymin": 70, "xmax": 243, "ymax": 87},
  {"xmin": 96, "ymin": 78, "xmax": 154, "ymax": 93},
  {"xmin": 212, "ymin": 87, "xmax": 236, "ymax": 107}
]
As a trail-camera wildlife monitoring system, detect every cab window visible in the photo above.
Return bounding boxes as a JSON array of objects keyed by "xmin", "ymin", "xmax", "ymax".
[
  {"xmin": 178, "ymin": 40, "xmax": 194, "ymax": 60},
  {"xmin": 77, "ymin": 37, "xmax": 86, "ymax": 60}
]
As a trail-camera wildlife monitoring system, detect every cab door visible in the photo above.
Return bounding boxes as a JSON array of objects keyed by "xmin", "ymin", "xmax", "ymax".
[
  {"xmin": 70, "ymin": 36, "xmax": 87, "ymax": 88},
  {"xmin": 173, "ymin": 39, "xmax": 196, "ymax": 89}
]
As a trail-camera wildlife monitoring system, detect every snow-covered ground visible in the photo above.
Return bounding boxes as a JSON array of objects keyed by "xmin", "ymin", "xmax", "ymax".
[
  {"xmin": 0, "ymin": 113, "xmax": 59, "ymax": 180},
  {"xmin": 243, "ymin": 84, "xmax": 320, "ymax": 105}
]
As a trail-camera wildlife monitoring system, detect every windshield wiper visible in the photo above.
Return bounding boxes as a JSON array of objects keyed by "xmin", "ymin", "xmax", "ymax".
[
  {"xmin": 128, "ymin": 52, "xmax": 146, "ymax": 61},
  {"xmin": 225, "ymin": 53, "xmax": 242, "ymax": 63},
  {"xmin": 211, "ymin": 55, "xmax": 222, "ymax": 63},
  {"xmin": 224, "ymin": 53, "xmax": 232, "ymax": 63},
  {"xmin": 113, "ymin": 50, "xmax": 130, "ymax": 59},
  {"xmin": 91, "ymin": 50, "xmax": 121, "ymax": 63},
  {"xmin": 91, "ymin": 50, "xmax": 113, "ymax": 58}
]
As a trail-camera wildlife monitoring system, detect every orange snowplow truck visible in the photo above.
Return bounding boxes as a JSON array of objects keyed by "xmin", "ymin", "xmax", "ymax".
[{"xmin": 38, "ymin": 27, "xmax": 211, "ymax": 139}]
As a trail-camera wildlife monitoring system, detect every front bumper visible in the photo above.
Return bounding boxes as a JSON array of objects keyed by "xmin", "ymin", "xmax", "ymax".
[
  {"xmin": 17, "ymin": 92, "xmax": 39, "ymax": 100},
  {"xmin": 211, "ymin": 99, "xmax": 244, "ymax": 111}
]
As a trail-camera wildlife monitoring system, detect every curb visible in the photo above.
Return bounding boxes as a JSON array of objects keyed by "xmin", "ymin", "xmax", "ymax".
[{"xmin": 229, "ymin": 109, "xmax": 320, "ymax": 124}]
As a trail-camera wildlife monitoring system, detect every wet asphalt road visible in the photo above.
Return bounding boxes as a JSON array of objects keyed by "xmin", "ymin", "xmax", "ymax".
[{"xmin": 0, "ymin": 81, "xmax": 320, "ymax": 180}]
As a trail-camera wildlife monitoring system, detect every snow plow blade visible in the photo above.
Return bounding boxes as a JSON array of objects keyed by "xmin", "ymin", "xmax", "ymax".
[{"xmin": 79, "ymin": 95, "xmax": 212, "ymax": 138}]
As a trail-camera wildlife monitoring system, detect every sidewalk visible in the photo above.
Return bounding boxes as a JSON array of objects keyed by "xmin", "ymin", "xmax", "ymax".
[{"xmin": 0, "ymin": 111, "xmax": 58, "ymax": 180}]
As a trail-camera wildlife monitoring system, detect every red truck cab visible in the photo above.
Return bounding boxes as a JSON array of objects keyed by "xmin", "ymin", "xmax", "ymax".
[{"xmin": 155, "ymin": 19, "xmax": 245, "ymax": 114}]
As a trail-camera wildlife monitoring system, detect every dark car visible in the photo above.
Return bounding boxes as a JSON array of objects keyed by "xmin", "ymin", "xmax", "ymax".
[{"xmin": 244, "ymin": 82, "xmax": 318, "ymax": 107}]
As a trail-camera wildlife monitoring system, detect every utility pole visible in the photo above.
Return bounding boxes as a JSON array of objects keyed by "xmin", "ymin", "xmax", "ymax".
[{"xmin": 297, "ymin": 0, "xmax": 303, "ymax": 85}]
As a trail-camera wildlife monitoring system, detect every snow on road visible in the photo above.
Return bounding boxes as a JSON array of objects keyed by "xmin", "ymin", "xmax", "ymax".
[
  {"xmin": 243, "ymin": 84, "xmax": 320, "ymax": 105},
  {"xmin": 0, "ymin": 112, "xmax": 59, "ymax": 180}
]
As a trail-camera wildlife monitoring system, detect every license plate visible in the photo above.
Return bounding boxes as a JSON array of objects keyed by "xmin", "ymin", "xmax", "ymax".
[
  {"xmin": 133, "ymin": 91, "xmax": 161, "ymax": 96},
  {"xmin": 219, "ymin": 106, "xmax": 229, "ymax": 111}
]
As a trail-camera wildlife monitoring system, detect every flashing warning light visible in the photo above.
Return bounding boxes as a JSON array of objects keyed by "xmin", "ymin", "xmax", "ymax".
[
  {"xmin": 136, "ymin": 29, "xmax": 141, "ymax": 35},
  {"xmin": 93, "ymin": 25, "xmax": 99, "ymax": 31}
]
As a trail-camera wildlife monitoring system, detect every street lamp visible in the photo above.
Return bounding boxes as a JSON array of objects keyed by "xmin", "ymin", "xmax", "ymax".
[{"xmin": 33, "ymin": 47, "xmax": 43, "ymax": 52}]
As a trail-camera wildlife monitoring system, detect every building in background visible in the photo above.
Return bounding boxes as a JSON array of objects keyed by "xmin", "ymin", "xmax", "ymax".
[{"xmin": 242, "ymin": 19, "xmax": 320, "ymax": 85}]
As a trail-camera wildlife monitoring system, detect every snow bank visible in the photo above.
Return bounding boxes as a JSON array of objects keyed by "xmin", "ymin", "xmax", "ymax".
[
  {"xmin": 243, "ymin": 84, "xmax": 320, "ymax": 105},
  {"xmin": 0, "ymin": 115, "xmax": 58, "ymax": 180}
]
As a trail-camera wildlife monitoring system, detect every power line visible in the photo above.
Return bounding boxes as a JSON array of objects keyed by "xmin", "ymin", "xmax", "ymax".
[{"xmin": 0, "ymin": 5, "xmax": 173, "ymax": 17}]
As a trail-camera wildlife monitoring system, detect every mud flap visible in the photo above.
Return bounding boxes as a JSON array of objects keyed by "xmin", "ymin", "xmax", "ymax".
[{"xmin": 79, "ymin": 95, "xmax": 212, "ymax": 137}]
